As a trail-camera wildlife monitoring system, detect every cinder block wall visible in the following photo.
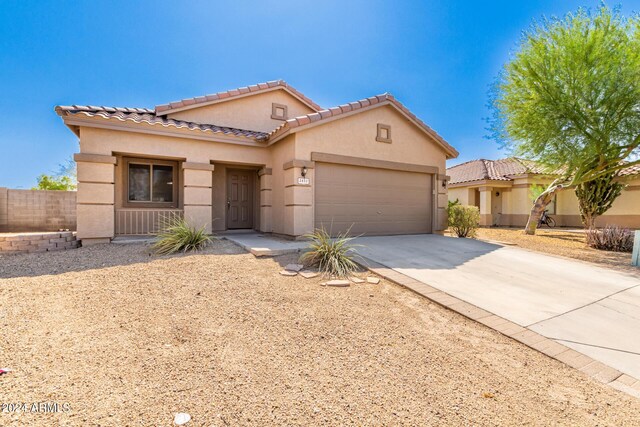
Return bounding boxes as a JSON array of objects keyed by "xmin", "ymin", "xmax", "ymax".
[
  {"xmin": 0, "ymin": 187, "xmax": 8, "ymax": 229},
  {"xmin": 0, "ymin": 187, "xmax": 77, "ymax": 232}
]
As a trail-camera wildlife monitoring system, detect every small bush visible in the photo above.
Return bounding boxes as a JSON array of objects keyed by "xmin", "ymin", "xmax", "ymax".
[
  {"xmin": 300, "ymin": 227, "xmax": 361, "ymax": 278},
  {"xmin": 448, "ymin": 205, "xmax": 480, "ymax": 238},
  {"xmin": 446, "ymin": 199, "xmax": 460, "ymax": 227},
  {"xmin": 585, "ymin": 225, "xmax": 634, "ymax": 252},
  {"xmin": 153, "ymin": 216, "xmax": 212, "ymax": 255}
]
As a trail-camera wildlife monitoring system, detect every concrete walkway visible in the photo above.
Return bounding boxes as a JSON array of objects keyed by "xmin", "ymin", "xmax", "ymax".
[
  {"xmin": 223, "ymin": 232, "xmax": 308, "ymax": 256},
  {"xmin": 354, "ymin": 234, "xmax": 640, "ymax": 379}
]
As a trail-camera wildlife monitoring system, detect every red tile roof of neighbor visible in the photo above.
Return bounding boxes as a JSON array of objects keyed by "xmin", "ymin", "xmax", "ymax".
[
  {"xmin": 447, "ymin": 158, "xmax": 639, "ymax": 185},
  {"xmin": 619, "ymin": 163, "xmax": 640, "ymax": 176},
  {"xmin": 55, "ymin": 80, "xmax": 455, "ymax": 156}
]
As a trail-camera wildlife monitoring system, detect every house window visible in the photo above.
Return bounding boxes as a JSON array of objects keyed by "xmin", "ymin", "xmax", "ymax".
[
  {"xmin": 271, "ymin": 103, "xmax": 288, "ymax": 120},
  {"xmin": 376, "ymin": 123, "xmax": 392, "ymax": 143},
  {"xmin": 125, "ymin": 158, "xmax": 178, "ymax": 208}
]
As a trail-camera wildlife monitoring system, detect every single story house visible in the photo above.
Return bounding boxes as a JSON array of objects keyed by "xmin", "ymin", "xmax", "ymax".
[
  {"xmin": 447, "ymin": 158, "xmax": 640, "ymax": 228},
  {"xmin": 56, "ymin": 80, "xmax": 458, "ymax": 244}
]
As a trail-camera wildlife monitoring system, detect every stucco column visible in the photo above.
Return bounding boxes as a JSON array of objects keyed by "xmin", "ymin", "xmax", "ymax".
[
  {"xmin": 478, "ymin": 186, "xmax": 493, "ymax": 226},
  {"xmin": 182, "ymin": 162, "xmax": 214, "ymax": 233},
  {"xmin": 258, "ymin": 168, "xmax": 273, "ymax": 232},
  {"xmin": 435, "ymin": 174, "xmax": 449, "ymax": 233},
  {"xmin": 283, "ymin": 160, "xmax": 314, "ymax": 237},
  {"xmin": 501, "ymin": 188, "xmax": 512, "ymax": 226},
  {"xmin": 74, "ymin": 153, "xmax": 116, "ymax": 245}
]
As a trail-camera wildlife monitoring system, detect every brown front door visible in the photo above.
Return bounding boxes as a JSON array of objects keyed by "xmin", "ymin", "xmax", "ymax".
[{"xmin": 226, "ymin": 169, "xmax": 253, "ymax": 229}]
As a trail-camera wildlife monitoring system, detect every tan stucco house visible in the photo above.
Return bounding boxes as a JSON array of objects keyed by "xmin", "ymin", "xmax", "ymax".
[
  {"xmin": 447, "ymin": 158, "xmax": 640, "ymax": 228},
  {"xmin": 56, "ymin": 80, "xmax": 458, "ymax": 244}
]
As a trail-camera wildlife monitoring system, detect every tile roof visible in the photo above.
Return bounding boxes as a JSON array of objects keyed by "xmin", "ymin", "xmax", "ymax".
[
  {"xmin": 55, "ymin": 81, "xmax": 457, "ymax": 156},
  {"xmin": 267, "ymin": 93, "xmax": 459, "ymax": 158},
  {"xmin": 154, "ymin": 80, "xmax": 322, "ymax": 114},
  {"xmin": 619, "ymin": 163, "xmax": 640, "ymax": 177},
  {"xmin": 448, "ymin": 157, "xmax": 639, "ymax": 185},
  {"xmin": 55, "ymin": 105, "xmax": 269, "ymax": 140}
]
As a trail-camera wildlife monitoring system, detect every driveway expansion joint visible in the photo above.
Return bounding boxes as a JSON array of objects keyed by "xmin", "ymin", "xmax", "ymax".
[
  {"xmin": 526, "ymin": 283, "xmax": 640, "ymax": 328},
  {"xmin": 356, "ymin": 256, "xmax": 640, "ymax": 399}
]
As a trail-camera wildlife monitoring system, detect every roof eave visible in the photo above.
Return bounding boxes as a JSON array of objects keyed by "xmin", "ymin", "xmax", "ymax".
[
  {"xmin": 155, "ymin": 81, "xmax": 323, "ymax": 116},
  {"xmin": 59, "ymin": 114, "xmax": 268, "ymax": 146},
  {"xmin": 267, "ymin": 100, "xmax": 459, "ymax": 158}
]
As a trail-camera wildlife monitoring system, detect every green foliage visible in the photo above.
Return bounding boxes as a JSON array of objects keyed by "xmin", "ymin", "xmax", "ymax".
[
  {"xmin": 488, "ymin": 4, "xmax": 640, "ymax": 187},
  {"xmin": 446, "ymin": 199, "xmax": 461, "ymax": 225},
  {"xmin": 448, "ymin": 205, "xmax": 480, "ymax": 238},
  {"xmin": 585, "ymin": 225, "xmax": 634, "ymax": 252},
  {"xmin": 529, "ymin": 185, "xmax": 546, "ymax": 203},
  {"xmin": 153, "ymin": 216, "xmax": 212, "ymax": 255},
  {"xmin": 32, "ymin": 174, "xmax": 76, "ymax": 191},
  {"xmin": 32, "ymin": 156, "xmax": 78, "ymax": 191},
  {"xmin": 575, "ymin": 173, "xmax": 625, "ymax": 228},
  {"xmin": 300, "ymin": 227, "xmax": 361, "ymax": 278}
]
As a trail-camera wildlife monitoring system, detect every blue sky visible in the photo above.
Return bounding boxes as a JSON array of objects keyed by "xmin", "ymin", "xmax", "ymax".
[{"xmin": 2, "ymin": 1, "xmax": 639, "ymax": 188}]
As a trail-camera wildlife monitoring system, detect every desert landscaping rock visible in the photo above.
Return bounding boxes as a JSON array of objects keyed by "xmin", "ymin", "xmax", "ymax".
[
  {"xmin": 279, "ymin": 270, "xmax": 297, "ymax": 276},
  {"xmin": 284, "ymin": 263, "xmax": 304, "ymax": 272},
  {"xmin": 299, "ymin": 270, "xmax": 319, "ymax": 279},
  {"xmin": 366, "ymin": 277, "xmax": 380, "ymax": 284},
  {"xmin": 350, "ymin": 277, "xmax": 365, "ymax": 283},
  {"xmin": 174, "ymin": 412, "xmax": 191, "ymax": 425},
  {"xmin": 322, "ymin": 279, "xmax": 351, "ymax": 287},
  {"xmin": 0, "ymin": 240, "xmax": 639, "ymax": 425}
]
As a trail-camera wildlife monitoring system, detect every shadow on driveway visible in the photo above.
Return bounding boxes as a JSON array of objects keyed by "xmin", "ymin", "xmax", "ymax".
[{"xmin": 354, "ymin": 234, "xmax": 503, "ymax": 270}]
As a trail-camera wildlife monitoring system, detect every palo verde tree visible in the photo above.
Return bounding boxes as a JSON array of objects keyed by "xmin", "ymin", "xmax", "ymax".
[{"xmin": 488, "ymin": 4, "xmax": 640, "ymax": 234}]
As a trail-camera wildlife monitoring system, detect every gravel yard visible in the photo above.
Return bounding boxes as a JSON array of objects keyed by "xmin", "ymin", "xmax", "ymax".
[
  {"xmin": 472, "ymin": 227, "xmax": 636, "ymax": 272},
  {"xmin": 1, "ymin": 240, "xmax": 639, "ymax": 426}
]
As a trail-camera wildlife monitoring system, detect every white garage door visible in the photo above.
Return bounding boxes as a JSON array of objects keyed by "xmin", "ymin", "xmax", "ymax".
[{"xmin": 314, "ymin": 162, "xmax": 433, "ymax": 236}]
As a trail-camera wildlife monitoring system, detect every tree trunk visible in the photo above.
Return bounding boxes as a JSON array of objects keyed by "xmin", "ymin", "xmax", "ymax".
[
  {"xmin": 582, "ymin": 213, "xmax": 596, "ymax": 230},
  {"xmin": 524, "ymin": 183, "xmax": 563, "ymax": 235}
]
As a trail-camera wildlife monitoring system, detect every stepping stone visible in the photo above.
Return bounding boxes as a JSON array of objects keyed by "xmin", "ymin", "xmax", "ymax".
[
  {"xmin": 350, "ymin": 277, "xmax": 365, "ymax": 283},
  {"xmin": 284, "ymin": 263, "xmax": 304, "ymax": 272},
  {"xmin": 322, "ymin": 280, "xmax": 350, "ymax": 287},
  {"xmin": 299, "ymin": 271, "xmax": 319, "ymax": 279},
  {"xmin": 280, "ymin": 270, "xmax": 297, "ymax": 276},
  {"xmin": 366, "ymin": 277, "xmax": 380, "ymax": 284}
]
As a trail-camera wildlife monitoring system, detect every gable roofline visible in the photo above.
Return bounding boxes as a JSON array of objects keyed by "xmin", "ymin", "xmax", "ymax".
[
  {"xmin": 267, "ymin": 93, "xmax": 459, "ymax": 159},
  {"xmin": 154, "ymin": 80, "xmax": 323, "ymax": 116}
]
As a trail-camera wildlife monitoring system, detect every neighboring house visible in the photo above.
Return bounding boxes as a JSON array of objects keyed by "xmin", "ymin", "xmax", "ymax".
[
  {"xmin": 56, "ymin": 80, "xmax": 458, "ymax": 244},
  {"xmin": 447, "ymin": 158, "xmax": 640, "ymax": 228}
]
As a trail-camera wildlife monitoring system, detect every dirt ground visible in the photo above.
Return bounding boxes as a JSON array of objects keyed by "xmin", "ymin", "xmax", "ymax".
[
  {"xmin": 471, "ymin": 227, "xmax": 636, "ymax": 272},
  {"xmin": 1, "ymin": 240, "xmax": 639, "ymax": 426}
]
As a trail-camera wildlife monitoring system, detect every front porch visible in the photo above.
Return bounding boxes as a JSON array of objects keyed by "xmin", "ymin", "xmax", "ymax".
[{"xmin": 75, "ymin": 152, "xmax": 273, "ymax": 243}]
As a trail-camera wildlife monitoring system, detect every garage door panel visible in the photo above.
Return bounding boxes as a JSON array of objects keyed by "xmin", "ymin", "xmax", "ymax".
[{"xmin": 315, "ymin": 163, "xmax": 432, "ymax": 236}]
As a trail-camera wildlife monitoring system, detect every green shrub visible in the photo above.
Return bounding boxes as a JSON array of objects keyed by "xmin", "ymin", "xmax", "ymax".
[
  {"xmin": 153, "ymin": 216, "xmax": 212, "ymax": 255},
  {"xmin": 585, "ymin": 225, "xmax": 634, "ymax": 252},
  {"xmin": 300, "ymin": 227, "xmax": 361, "ymax": 278},
  {"xmin": 446, "ymin": 199, "xmax": 460, "ymax": 226},
  {"xmin": 448, "ymin": 205, "xmax": 480, "ymax": 238}
]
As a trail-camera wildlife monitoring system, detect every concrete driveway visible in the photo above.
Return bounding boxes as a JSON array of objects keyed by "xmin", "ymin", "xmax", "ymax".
[{"xmin": 355, "ymin": 234, "xmax": 640, "ymax": 379}]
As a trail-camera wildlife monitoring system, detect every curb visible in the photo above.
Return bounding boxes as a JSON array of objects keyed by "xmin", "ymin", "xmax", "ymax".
[{"xmin": 358, "ymin": 256, "xmax": 640, "ymax": 399}]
